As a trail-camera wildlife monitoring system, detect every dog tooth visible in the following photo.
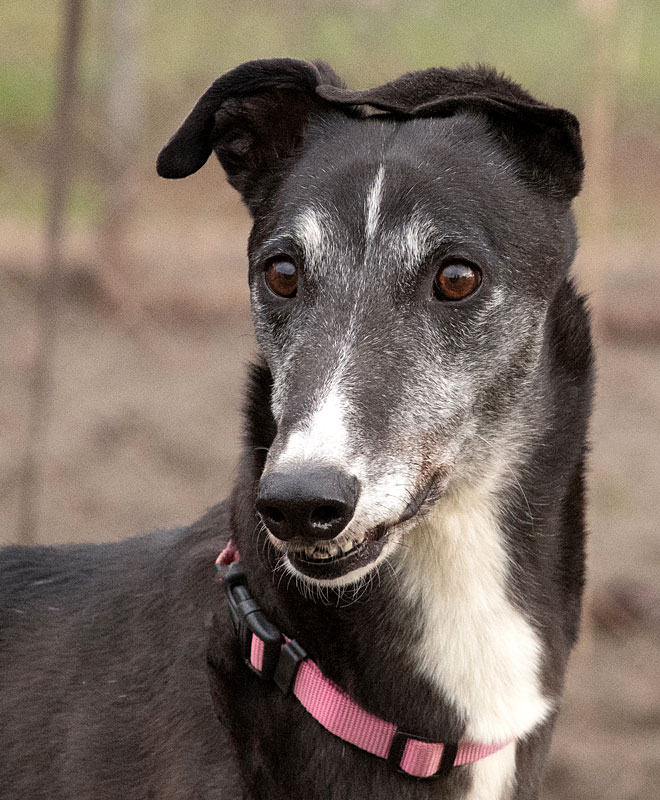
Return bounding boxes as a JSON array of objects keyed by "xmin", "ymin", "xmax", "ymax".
[{"xmin": 340, "ymin": 540, "xmax": 355, "ymax": 554}]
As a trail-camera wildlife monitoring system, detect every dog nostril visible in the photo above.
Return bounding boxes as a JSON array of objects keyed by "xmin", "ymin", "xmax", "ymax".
[
  {"xmin": 263, "ymin": 506, "xmax": 285, "ymax": 524},
  {"xmin": 310, "ymin": 505, "xmax": 342, "ymax": 526}
]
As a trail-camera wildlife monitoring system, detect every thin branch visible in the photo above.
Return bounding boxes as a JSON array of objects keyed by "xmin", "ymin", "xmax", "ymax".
[{"xmin": 17, "ymin": 0, "xmax": 84, "ymax": 544}]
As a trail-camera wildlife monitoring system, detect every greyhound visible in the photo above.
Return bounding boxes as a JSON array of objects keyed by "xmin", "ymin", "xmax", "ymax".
[{"xmin": 1, "ymin": 59, "xmax": 593, "ymax": 800}]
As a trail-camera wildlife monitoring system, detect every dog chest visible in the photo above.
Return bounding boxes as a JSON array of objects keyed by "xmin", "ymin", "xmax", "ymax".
[{"xmin": 397, "ymin": 488, "xmax": 551, "ymax": 797}]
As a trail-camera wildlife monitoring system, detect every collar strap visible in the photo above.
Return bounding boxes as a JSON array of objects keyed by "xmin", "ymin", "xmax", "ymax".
[{"xmin": 216, "ymin": 544, "xmax": 511, "ymax": 780}]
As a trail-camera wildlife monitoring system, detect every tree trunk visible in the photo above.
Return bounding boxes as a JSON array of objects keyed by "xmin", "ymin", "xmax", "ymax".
[
  {"xmin": 98, "ymin": 0, "xmax": 144, "ymax": 313},
  {"xmin": 578, "ymin": 0, "xmax": 618, "ymax": 303}
]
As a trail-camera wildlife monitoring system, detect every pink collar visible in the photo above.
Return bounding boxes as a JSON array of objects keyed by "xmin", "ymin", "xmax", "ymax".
[{"xmin": 216, "ymin": 542, "xmax": 511, "ymax": 779}]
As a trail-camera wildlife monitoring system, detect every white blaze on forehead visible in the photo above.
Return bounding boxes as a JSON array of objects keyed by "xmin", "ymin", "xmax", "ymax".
[
  {"xmin": 365, "ymin": 164, "xmax": 385, "ymax": 241},
  {"xmin": 293, "ymin": 207, "xmax": 326, "ymax": 257},
  {"xmin": 274, "ymin": 388, "xmax": 351, "ymax": 469},
  {"xmin": 290, "ymin": 207, "xmax": 336, "ymax": 280},
  {"xmin": 386, "ymin": 211, "xmax": 446, "ymax": 280},
  {"xmin": 401, "ymin": 212, "xmax": 438, "ymax": 270},
  {"xmin": 376, "ymin": 209, "xmax": 446, "ymax": 282}
]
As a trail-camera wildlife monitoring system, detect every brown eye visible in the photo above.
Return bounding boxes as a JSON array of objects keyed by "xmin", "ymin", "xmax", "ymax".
[
  {"xmin": 265, "ymin": 258, "xmax": 298, "ymax": 298},
  {"xmin": 433, "ymin": 262, "xmax": 482, "ymax": 301}
]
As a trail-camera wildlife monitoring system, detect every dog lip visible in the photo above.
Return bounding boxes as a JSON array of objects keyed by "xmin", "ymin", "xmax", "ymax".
[
  {"xmin": 285, "ymin": 474, "xmax": 441, "ymax": 582},
  {"xmin": 399, "ymin": 471, "xmax": 442, "ymax": 524},
  {"xmin": 288, "ymin": 538, "xmax": 385, "ymax": 580},
  {"xmin": 364, "ymin": 523, "xmax": 388, "ymax": 542},
  {"xmin": 287, "ymin": 470, "xmax": 444, "ymax": 580},
  {"xmin": 295, "ymin": 539, "xmax": 369, "ymax": 566},
  {"xmin": 362, "ymin": 472, "xmax": 439, "ymax": 544}
]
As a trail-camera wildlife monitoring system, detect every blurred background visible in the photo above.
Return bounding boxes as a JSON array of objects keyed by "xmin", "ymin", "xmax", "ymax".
[{"xmin": 1, "ymin": 1, "xmax": 659, "ymax": 797}]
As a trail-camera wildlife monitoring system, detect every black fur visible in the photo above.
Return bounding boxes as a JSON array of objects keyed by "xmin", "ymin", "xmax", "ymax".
[
  {"xmin": 2, "ymin": 59, "xmax": 593, "ymax": 799},
  {"xmin": 157, "ymin": 59, "xmax": 583, "ymax": 208},
  {"xmin": 157, "ymin": 59, "xmax": 347, "ymax": 211}
]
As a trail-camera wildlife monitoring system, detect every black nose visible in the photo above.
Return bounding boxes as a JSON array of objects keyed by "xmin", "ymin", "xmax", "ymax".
[{"xmin": 256, "ymin": 468, "xmax": 360, "ymax": 542}]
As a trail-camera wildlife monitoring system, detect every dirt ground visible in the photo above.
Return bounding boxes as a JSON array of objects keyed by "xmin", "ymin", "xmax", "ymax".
[{"xmin": 1, "ymin": 214, "xmax": 659, "ymax": 799}]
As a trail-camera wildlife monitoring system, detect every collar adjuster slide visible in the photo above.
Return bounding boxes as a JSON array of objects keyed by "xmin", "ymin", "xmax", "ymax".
[
  {"xmin": 387, "ymin": 729, "xmax": 458, "ymax": 778},
  {"xmin": 437, "ymin": 741, "xmax": 459, "ymax": 776},
  {"xmin": 273, "ymin": 639, "xmax": 307, "ymax": 695},
  {"xmin": 223, "ymin": 561, "xmax": 282, "ymax": 680},
  {"xmin": 386, "ymin": 729, "xmax": 411, "ymax": 773}
]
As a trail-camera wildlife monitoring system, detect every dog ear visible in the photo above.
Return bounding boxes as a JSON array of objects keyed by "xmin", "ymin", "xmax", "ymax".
[
  {"xmin": 317, "ymin": 65, "xmax": 584, "ymax": 201},
  {"xmin": 157, "ymin": 58, "xmax": 345, "ymax": 211}
]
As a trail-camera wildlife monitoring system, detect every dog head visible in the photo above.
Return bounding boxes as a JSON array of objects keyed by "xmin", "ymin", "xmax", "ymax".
[{"xmin": 158, "ymin": 59, "xmax": 584, "ymax": 589}]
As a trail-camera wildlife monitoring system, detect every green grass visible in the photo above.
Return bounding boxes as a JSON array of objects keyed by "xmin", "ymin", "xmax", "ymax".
[
  {"xmin": 0, "ymin": 173, "xmax": 99, "ymax": 223},
  {"xmin": 2, "ymin": 0, "xmax": 659, "ymax": 232},
  {"xmin": 6, "ymin": 0, "xmax": 660, "ymax": 127}
]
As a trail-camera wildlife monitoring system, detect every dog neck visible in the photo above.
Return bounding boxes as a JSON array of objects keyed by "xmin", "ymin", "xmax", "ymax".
[
  {"xmin": 217, "ymin": 363, "xmax": 581, "ymax": 798},
  {"xmin": 224, "ymin": 475, "xmax": 551, "ymax": 799},
  {"xmin": 397, "ymin": 485, "xmax": 552, "ymax": 743}
]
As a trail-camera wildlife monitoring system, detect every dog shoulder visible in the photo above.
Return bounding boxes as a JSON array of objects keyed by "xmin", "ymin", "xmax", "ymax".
[
  {"xmin": 0, "ymin": 502, "xmax": 230, "ymax": 627},
  {"xmin": 0, "ymin": 505, "xmax": 235, "ymax": 797}
]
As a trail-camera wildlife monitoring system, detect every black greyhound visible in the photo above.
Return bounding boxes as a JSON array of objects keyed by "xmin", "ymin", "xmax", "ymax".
[{"xmin": 1, "ymin": 59, "xmax": 593, "ymax": 799}]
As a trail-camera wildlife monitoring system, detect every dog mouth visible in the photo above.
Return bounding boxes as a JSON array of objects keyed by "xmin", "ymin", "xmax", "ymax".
[
  {"xmin": 283, "ymin": 474, "xmax": 439, "ymax": 583},
  {"xmin": 287, "ymin": 526, "xmax": 387, "ymax": 581}
]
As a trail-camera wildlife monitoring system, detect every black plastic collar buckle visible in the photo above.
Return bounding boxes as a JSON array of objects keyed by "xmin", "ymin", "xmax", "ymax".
[{"xmin": 222, "ymin": 561, "xmax": 282, "ymax": 680}]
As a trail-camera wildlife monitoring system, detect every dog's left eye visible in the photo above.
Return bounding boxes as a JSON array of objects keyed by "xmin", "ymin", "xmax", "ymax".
[
  {"xmin": 265, "ymin": 258, "xmax": 298, "ymax": 298},
  {"xmin": 433, "ymin": 261, "xmax": 482, "ymax": 302}
]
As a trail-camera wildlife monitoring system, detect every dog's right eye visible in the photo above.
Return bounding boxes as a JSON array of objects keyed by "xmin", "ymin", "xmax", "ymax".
[{"xmin": 264, "ymin": 258, "xmax": 298, "ymax": 298}]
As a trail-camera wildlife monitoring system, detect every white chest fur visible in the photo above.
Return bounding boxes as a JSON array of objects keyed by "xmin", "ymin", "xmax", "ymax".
[{"xmin": 397, "ymin": 486, "xmax": 551, "ymax": 797}]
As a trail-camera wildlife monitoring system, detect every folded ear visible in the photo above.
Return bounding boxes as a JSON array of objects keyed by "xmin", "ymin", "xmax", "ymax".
[
  {"xmin": 157, "ymin": 58, "xmax": 345, "ymax": 211},
  {"xmin": 318, "ymin": 65, "xmax": 584, "ymax": 201},
  {"xmin": 159, "ymin": 61, "xmax": 583, "ymax": 207}
]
